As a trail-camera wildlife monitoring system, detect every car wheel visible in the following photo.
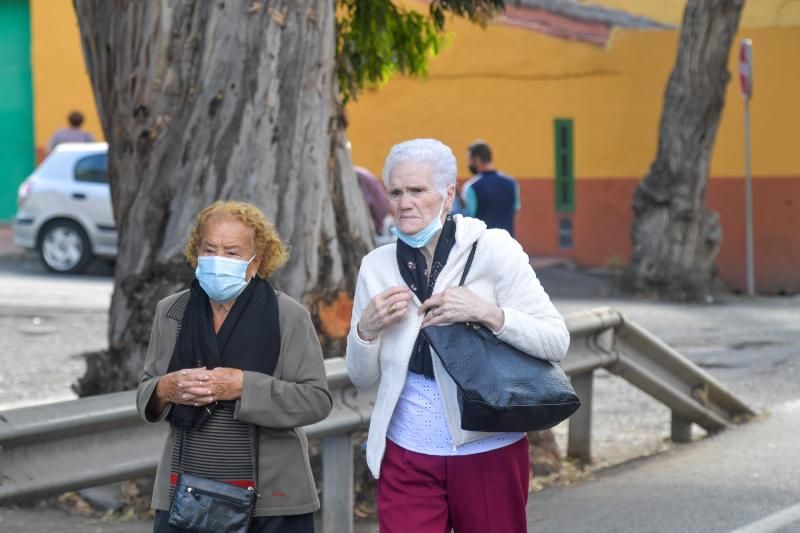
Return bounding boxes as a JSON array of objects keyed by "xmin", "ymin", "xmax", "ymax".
[{"xmin": 38, "ymin": 220, "xmax": 93, "ymax": 274}]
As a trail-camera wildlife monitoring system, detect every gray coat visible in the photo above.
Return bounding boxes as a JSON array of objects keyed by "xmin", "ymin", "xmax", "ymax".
[{"xmin": 136, "ymin": 289, "xmax": 333, "ymax": 516}]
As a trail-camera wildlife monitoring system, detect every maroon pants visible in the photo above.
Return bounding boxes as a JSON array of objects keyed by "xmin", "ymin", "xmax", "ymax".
[{"xmin": 377, "ymin": 437, "xmax": 530, "ymax": 533}]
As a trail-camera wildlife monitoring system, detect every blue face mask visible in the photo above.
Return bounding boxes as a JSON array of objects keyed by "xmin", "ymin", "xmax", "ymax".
[
  {"xmin": 391, "ymin": 197, "xmax": 446, "ymax": 249},
  {"xmin": 195, "ymin": 255, "xmax": 256, "ymax": 303}
]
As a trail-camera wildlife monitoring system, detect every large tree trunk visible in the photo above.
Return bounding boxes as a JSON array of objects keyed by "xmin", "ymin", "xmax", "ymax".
[
  {"xmin": 625, "ymin": 0, "xmax": 745, "ymax": 301},
  {"xmin": 72, "ymin": 0, "xmax": 373, "ymax": 395}
]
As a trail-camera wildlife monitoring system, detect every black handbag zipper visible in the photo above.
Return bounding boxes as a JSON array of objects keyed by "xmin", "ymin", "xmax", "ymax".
[{"xmin": 185, "ymin": 485, "xmax": 255, "ymax": 505}]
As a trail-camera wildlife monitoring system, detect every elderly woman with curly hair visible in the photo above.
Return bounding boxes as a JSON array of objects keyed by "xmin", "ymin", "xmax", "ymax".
[{"xmin": 136, "ymin": 200, "xmax": 332, "ymax": 533}]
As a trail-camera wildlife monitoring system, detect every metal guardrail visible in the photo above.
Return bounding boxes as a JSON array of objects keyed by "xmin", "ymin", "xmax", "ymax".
[
  {"xmin": 562, "ymin": 308, "xmax": 754, "ymax": 461},
  {"xmin": 0, "ymin": 307, "xmax": 754, "ymax": 533},
  {"xmin": 0, "ymin": 358, "xmax": 373, "ymax": 532}
]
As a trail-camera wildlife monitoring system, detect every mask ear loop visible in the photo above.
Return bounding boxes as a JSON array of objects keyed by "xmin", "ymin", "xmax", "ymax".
[
  {"xmin": 436, "ymin": 186, "xmax": 452, "ymax": 221},
  {"xmin": 246, "ymin": 255, "xmax": 257, "ymax": 283}
]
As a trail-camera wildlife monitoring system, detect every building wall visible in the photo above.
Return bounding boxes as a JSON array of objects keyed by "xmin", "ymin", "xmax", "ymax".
[
  {"xmin": 30, "ymin": 0, "xmax": 103, "ymax": 161},
  {"xmin": 20, "ymin": 0, "xmax": 800, "ymax": 293},
  {"xmin": 514, "ymin": 178, "xmax": 800, "ymax": 295},
  {"xmin": 347, "ymin": 20, "xmax": 800, "ymax": 180},
  {"xmin": 345, "ymin": 5, "xmax": 800, "ymax": 294},
  {"xmin": 0, "ymin": 0, "xmax": 34, "ymax": 220}
]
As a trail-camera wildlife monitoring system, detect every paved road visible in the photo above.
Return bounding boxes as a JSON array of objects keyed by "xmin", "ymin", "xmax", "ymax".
[
  {"xmin": 0, "ymin": 257, "xmax": 111, "ymax": 410},
  {"xmin": 528, "ymin": 400, "xmax": 800, "ymax": 533},
  {"xmin": 0, "ymin": 252, "xmax": 112, "ymax": 312}
]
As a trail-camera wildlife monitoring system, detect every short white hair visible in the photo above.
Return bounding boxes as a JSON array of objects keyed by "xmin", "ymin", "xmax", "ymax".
[{"xmin": 382, "ymin": 138, "xmax": 457, "ymax": 196}]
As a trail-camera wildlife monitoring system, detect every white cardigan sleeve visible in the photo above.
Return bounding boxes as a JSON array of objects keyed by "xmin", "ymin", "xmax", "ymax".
[
  {"xmin": 488, "ymin": 231, "xmax": 570, "ymax": 362},
  {"xmin": 345, "ymin": 263, "xmax": 382, "ymax": 389}
]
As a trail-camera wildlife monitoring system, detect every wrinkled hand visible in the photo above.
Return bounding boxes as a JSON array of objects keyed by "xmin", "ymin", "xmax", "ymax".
[
  {"xmin": 419, "ymin": 287, "xmax": 504, "ymax": 332},
  {"xmin": 154, "ymin": 367, "xmax": 210, "ymax": 407},
  {"xmin": 357, "ymin": 286, "xmax": 414, "ymax": 341},
  {"xmin": 156, "ymin": 367, "xmax": 243, "ymax": 407}
]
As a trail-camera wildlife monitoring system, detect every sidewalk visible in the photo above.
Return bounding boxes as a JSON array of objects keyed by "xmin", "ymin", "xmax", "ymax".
[{"xmin": 527, "ymin": 401, "xmax": 800, "ymax": 532}]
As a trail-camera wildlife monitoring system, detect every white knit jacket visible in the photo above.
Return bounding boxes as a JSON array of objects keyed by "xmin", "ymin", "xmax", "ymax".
[{"xmin": 345, "ymin": 215, "xmax": 570, "ymax": 478}]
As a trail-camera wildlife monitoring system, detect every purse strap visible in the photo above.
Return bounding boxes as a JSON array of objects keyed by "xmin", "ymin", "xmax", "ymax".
[
  {"xmin": 251, "ymin": 425, "xmax": 260, "ymax": 495},
  {"xmin": 177, "ymin": 424, "xmax": 260, "ymax": 495},
  {"xmin": 458, "ymin": 241, "xmax": 478, "ymax": 287}
]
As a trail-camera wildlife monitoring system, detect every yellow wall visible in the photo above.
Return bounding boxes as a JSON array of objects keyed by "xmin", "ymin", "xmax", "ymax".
[
  {"xmin": 714, "ymin": 26, "xmax": 800, "ymax": 177},
  {"xmin": 31, "ymin": 0, "xmax": 103, "ymax": 150},
  {"xmin": 346, "ymin": 12, "xmax": 800, "ymax": 180},
  {"xmin": 28, "ymin": 0, "xmax": 800, "ymax": 183}
]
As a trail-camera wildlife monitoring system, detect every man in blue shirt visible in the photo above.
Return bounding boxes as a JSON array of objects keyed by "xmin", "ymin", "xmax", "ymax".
[{"xmin": 461, "ymin": 141, "xmax": 521, "ymax": 237}]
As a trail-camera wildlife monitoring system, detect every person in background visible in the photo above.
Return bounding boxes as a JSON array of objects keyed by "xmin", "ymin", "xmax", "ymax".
[
  {"xmin": 346, "ymin": 140, "xmax": 393, "ymax": 237},
  {"xmin": 449, "ymin": 184, "xmax": 467, "ymax": 217},
  {"xmin": 461, "ymin": 140, "xmax": 521, "ymax": 237},
  {"xmin": 46, "ymin": 111, "xmax": 95, "ymax": 153},
  {"xmin": 355, "ymin": 165, "xmax": 392, "ymax": 235}
]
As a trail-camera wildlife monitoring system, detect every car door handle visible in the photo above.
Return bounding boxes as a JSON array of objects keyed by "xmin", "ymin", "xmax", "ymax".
[{"xmin": 71, "ymin": 192, "xmax": 87, "ymax": 200}]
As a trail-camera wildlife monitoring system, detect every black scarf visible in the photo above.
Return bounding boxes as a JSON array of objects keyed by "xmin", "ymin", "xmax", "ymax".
[
  {"xmin": 166, "ymin": 277, "xmax": 281, "ymax": 429},
  {"xmin": 396, "ymin": 215, "xmax": 457, "ymax": 380}
]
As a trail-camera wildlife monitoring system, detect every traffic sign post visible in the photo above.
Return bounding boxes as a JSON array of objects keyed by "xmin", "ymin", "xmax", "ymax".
[{"xmin": 739, "ymin": 39, "xmax": 755, "ymax": 297}]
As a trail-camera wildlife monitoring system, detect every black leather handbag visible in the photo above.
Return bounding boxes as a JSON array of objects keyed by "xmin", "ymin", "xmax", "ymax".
[
  {"xmin": 168, "ymin": 426, "xmax": 259, "ymax": 533},
  {"xmin": 421, "ymin": 242, "xmax": 581, "ymax": 432}
]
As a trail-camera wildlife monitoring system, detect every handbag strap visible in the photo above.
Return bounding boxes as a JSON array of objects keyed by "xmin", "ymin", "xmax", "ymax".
[
  {"xmin": 458, "ymin": 242, "xmax": 478, "ymax": 287},
  {"xmin": 177, "ymin": 424, "xmax": 260, "ymax": 495},
  {"xmin": 251, "ymin": 425, "xmax": 260, "ymax": 495}
]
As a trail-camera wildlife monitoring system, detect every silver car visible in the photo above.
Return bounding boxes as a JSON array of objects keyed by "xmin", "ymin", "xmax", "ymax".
[{"xmin": 13, "ymin": 143, "xmax": 116, "ymax": 273}]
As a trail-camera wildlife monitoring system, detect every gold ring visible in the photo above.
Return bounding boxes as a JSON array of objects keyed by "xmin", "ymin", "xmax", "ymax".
[{"xmin": 388, "ymin": 304, "xmax": 396, "ymax": 314}]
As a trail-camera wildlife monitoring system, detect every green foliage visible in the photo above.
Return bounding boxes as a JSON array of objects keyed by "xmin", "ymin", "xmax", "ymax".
[{"xmin": 336, "ymin": 0, "xmax": 504, "ymax": 102}]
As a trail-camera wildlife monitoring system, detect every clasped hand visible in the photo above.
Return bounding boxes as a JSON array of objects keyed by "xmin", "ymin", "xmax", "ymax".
[{"xmin": 157, "ymin": 367, "xmax": 243, "ymax": 407}]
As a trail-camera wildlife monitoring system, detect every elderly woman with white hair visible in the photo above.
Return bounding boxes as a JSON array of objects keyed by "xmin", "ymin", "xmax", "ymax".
[{"xmin": 346, "ymin": 138, "xmax": 570, "ymax": 532}]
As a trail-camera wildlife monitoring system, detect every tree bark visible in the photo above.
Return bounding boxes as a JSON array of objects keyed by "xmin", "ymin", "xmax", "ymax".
[
  {"xmin": 72, "ymin": 0, "xmax": 373, "ymax": 395},
  {"xmin": 625, "ymin": 0, "xmax": 745, "ymax": 301}
]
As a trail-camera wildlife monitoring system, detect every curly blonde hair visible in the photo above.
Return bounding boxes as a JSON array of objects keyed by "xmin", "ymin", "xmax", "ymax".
[{"xmin": 184, "ymin": 201, "xmax": 290, "ymax": 279}]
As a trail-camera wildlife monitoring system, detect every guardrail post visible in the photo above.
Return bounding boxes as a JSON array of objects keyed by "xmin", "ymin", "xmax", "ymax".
[
  {"xmin": 671, "ymin": 412, "xmax": 693, "ymax": 443},
  {"xmin": 567, "ymin": 371, "xmax": 593, "ymax": 462},
  {"xmin": 322, "ymin": 433, "xmax": 354, "ymax": 533}
]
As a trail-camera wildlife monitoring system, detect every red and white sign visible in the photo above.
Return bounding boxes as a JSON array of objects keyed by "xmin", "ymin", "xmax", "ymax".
[{"xmin": 739, "ymin": 39, "xmax": 753, "ymax": 100}]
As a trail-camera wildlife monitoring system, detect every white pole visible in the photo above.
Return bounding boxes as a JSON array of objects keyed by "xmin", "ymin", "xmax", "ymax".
[{"xmin": 744, "ymin": 97, "xmax": 755, "ymax": 297}]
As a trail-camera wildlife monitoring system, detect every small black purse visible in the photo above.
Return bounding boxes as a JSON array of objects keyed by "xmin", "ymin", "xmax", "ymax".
[
  {"xmin": 421, "ymin": 242, "xmax": 581, "ymax": 432},
  {"xmin": 168, "ymin": 426, "xmax": 259, "ymax": 533}
]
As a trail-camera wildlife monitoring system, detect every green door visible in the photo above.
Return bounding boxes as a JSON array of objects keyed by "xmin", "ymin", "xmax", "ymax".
[{"xmin": 0, "ymin": 0, "xmax": 34, "ymax": 221}]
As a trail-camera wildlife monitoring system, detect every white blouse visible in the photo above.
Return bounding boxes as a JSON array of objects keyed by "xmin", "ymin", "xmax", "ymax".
[{"xmin": 387, "ymin": 372, "xmax": 525, "ymax": 456}]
